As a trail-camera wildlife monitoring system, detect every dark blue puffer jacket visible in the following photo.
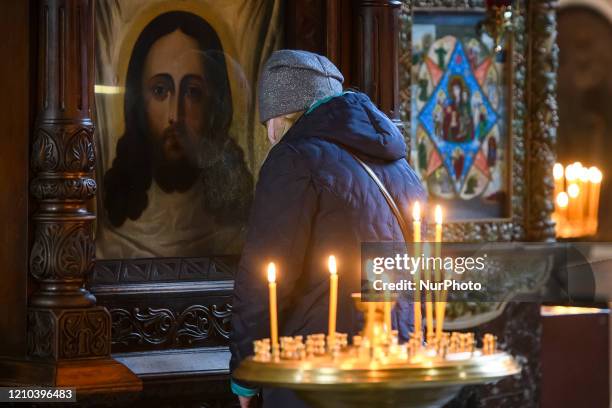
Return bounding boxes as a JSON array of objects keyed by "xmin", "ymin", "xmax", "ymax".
[{"xmin": 230, "ymin": 92, "xmax": 426, "ymax": 405}]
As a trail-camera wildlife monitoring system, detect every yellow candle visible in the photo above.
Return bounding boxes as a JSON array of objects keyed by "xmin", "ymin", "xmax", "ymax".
[
  {"xmin": 434, "ymin": 205, "xmax": 442, "ymax": 247},
  {"xmin": 412, "ymin": 202, "xmax": 422, "ymax": 335},
  {"xmin": 564, "ymin": 163, "xmax": 575, "ymax": 180},
  {"xmin": 384, "ymin": 296, "xmax": 392, "ymax": 334},
  {"xmin": 267, "ymin": 262, "xmax": 279, "ymax": 348},
  {"xmin": 578, "ymin": 165, "xmax": 589, "ymax": 231},
  {"xmin": 565, "ymin": 164, "xmax": 579, "ymax": 231},
  {"xmin": 553, "ymin": 163, "xmax": 564, "ymax": 199},
  {"xmin": 588, "ymin": 167, "xmax": 602, "ymax": 234},
  {"xmin": 425, "ymin": 268, "xmax": 433, "ymax": 339},
  {"xmin": 413, "ymin": 202, "xmax": 422, "ymax": 243},
  {"xmin": 328, "ymin": 255, "xmax": 338, "ymax": 345},
  {"xmin": 555, "ymin": 192, "xmax": 569, "ymax": 237},
  {"xmin": 567, "ymin": 182, "xmax": 580, "ymax": 229},
  {"xmin": 367, "ymin": 301, "xmax": 375, "ymax": 341},
  {"xmin": 434, "ymin": 205, "xmax": 444, "ymax": 341}
]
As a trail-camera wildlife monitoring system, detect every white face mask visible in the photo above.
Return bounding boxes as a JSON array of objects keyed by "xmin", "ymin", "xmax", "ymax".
[{"xmin": 266, "ymin": 116, "xmax": 293, "ymax": 146}]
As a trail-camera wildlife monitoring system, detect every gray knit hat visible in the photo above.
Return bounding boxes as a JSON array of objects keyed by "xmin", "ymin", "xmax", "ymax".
[{"xmin": 258, "ymin": 50, "xmax": 344, "ymax": 123}]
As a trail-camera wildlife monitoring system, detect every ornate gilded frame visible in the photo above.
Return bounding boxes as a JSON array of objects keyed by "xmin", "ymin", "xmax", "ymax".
[{"xmin": 399, "ymin": 0, "xmax": 557, "ymax": 243}]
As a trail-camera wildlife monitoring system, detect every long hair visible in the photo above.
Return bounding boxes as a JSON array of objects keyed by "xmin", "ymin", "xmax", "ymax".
[{"xmin": 104, "ymin": 11, "xmax": 253, "ymax": 228}]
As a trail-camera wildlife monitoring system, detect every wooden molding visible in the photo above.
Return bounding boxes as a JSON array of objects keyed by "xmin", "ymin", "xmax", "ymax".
[{"xmin": 353, "ymin": 0, "xmax": 402, "ymax": 121}]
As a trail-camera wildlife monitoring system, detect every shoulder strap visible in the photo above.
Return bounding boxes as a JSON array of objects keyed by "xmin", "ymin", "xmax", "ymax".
[{"xmin": 348, "ymin": 152, "xmax": 412, "ymax": 243}]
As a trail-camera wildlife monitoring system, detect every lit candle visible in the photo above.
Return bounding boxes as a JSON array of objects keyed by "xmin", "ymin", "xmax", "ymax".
[
  {"xmin": 553, "ymin": 163, "xmax": 564, "ymax": 199},
  {"xmin": 425, "ymin": 270, "xmax": 434, "ymax": 339},
  {"xmin": 413, "ymin": 202, "xmax": 422, "ymax": 243},
  {"xmin": 424, "ymin": 240, "xmax": 433, "ymax": 339},
  {"xmin": 565, "ymin": 164, "xmax": 579, "ymax": 230},
  {"xmin": 267, "ymin": 262, "xmax": 279, "ymax": 349},
  {"xmin": 564, "ymin": 163, "xmax": 575, "ymax": 180},
  {"xmin": 434, "ymin": 205, "xmax": 444, "ymax": 341},
  {"xmin": 555, "ymin": 192, "xmax": 569, "ymax": 237},
  {"xmin": 384, "ymin": 292, "xmax": 392, "ymax": 334},
  {"xmin": 412, "ymin": 202, "xmax": 422, "ymax": 335},
  {"xmin": 367, "ymin": 301, "xmax": 375, "ymax": 341},
  {"xmin": 588, "ymin": 167, "xmax": 602, "ymax": 235},
  {"xmin": 567, "ymin": 182, "xmax": 580, "ymax": 230},
  {"xmin": 328, "ymin": 255, "xmax": 338, "ymax": 346},
  {"xmin": 434, "ymin": 205, "xmax": 443, "ymax": 247},
  {"xmin": 578, "ymin": 165, "xmax": 589, "ymax": 230}
]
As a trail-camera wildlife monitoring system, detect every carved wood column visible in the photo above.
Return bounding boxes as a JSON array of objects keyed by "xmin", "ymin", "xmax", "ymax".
[
  {"xmin": 30, "ymin": 0, "xmax": 97, "ymax": 312},
  {"xmin": 23, "ymin": 0, "xmax": 140, "ymax": 393},
  {"xmin": 526, "ymin": 0, "xmax": 558, "ymax": 241},
  {"xmin": 353, "ymin": 0, "xmax": 402, "ymax": 126}
]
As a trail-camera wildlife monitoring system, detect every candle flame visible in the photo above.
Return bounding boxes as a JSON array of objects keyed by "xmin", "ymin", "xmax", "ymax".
[
  {"xmin": 579, "ymin": 167, "xmax": 589, "ymax": 182},
  {"xmin": 565, "ymin": 164, "xmax": 577, "ymax": 181},
  {"xmin": 553, "ymin": 163, "xmax": 564, "ymax": 180},
  {"xmin": 412, "ymin": 202, "xmax": 421, "ymax": 222},
  {"xmin": 589, "ymin": 166, "xmax": 603, "ymax": 183},
  {"xmin": 267, "ymin": 262, "xmax": 276, "ymax": 283},
  {"xmin": 567, "ymin": 183, "xmax": 580, "ymax": 198},
  {"xmin": 556, "ymin": 192, "xmax": 569, "ymax": 208},
  {"xmin": 328, "ymin": 255, "xmax": 337, "ymax": 275},
  {"xmin": 434, "ymin": 205, "xmax": 443, "ymax": 225}
]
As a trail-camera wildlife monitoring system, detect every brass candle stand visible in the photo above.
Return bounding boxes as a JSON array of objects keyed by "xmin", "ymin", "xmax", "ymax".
[{"xmin": 234, "ymin": 295, "xmax": 520, "ymax": 408}]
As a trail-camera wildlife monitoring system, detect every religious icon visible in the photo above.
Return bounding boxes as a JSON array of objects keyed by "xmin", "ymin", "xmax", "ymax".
[
  {"xmin": 94, "ymin": 1, "xmax": 281, "ymax": 258},
  {"xmin": 411, "ymin": 13, "xmax": 509, "ymax": 220}
]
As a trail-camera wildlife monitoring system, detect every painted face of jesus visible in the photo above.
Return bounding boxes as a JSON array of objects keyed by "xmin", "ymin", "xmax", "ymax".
[{"xmin": 142, "ymin": 29, "xmax": 206, "ymax": 164}]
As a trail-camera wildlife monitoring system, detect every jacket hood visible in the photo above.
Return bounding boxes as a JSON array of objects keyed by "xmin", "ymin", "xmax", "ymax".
[{"xmin": 285, "ymin": 92, "xmax": 407, "ymax": 161}]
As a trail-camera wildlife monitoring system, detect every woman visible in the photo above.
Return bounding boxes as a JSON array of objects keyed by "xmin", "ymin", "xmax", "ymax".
[{"xmin": 230, "ymin": 50, "xmax": 426, "ymax": 407}]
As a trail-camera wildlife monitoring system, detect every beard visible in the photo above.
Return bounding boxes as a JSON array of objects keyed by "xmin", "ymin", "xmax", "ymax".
[
  {"xmin": 147, "ymin": 121, "xmax": 253, "ymax": 225},
  {"xmin": 150, "ymin": 123, "xmax": 201, "ymax": 193}
]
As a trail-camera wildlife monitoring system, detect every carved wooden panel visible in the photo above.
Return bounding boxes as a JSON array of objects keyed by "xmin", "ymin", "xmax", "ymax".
[
  {"xmin": 110, "ymin": 303, "xmax": 232, "ymax": 350},
  {"xmin": 93, "ymin": 288, "xmax": 234, "ymax": 352},
  {"xmin": 30, "ymin": 222, "xmax": 95, "ymax": 281},
  {"xmin": 91, "ymin": 257, "xmax": 235, "ymax": 353},
  {"xmin": 91, "ymin": 256, "xmax": 237, "ymax": 284},
  {"xmin": 27, "ymin": 308, "xmax": 111, "ymax": 360}
]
